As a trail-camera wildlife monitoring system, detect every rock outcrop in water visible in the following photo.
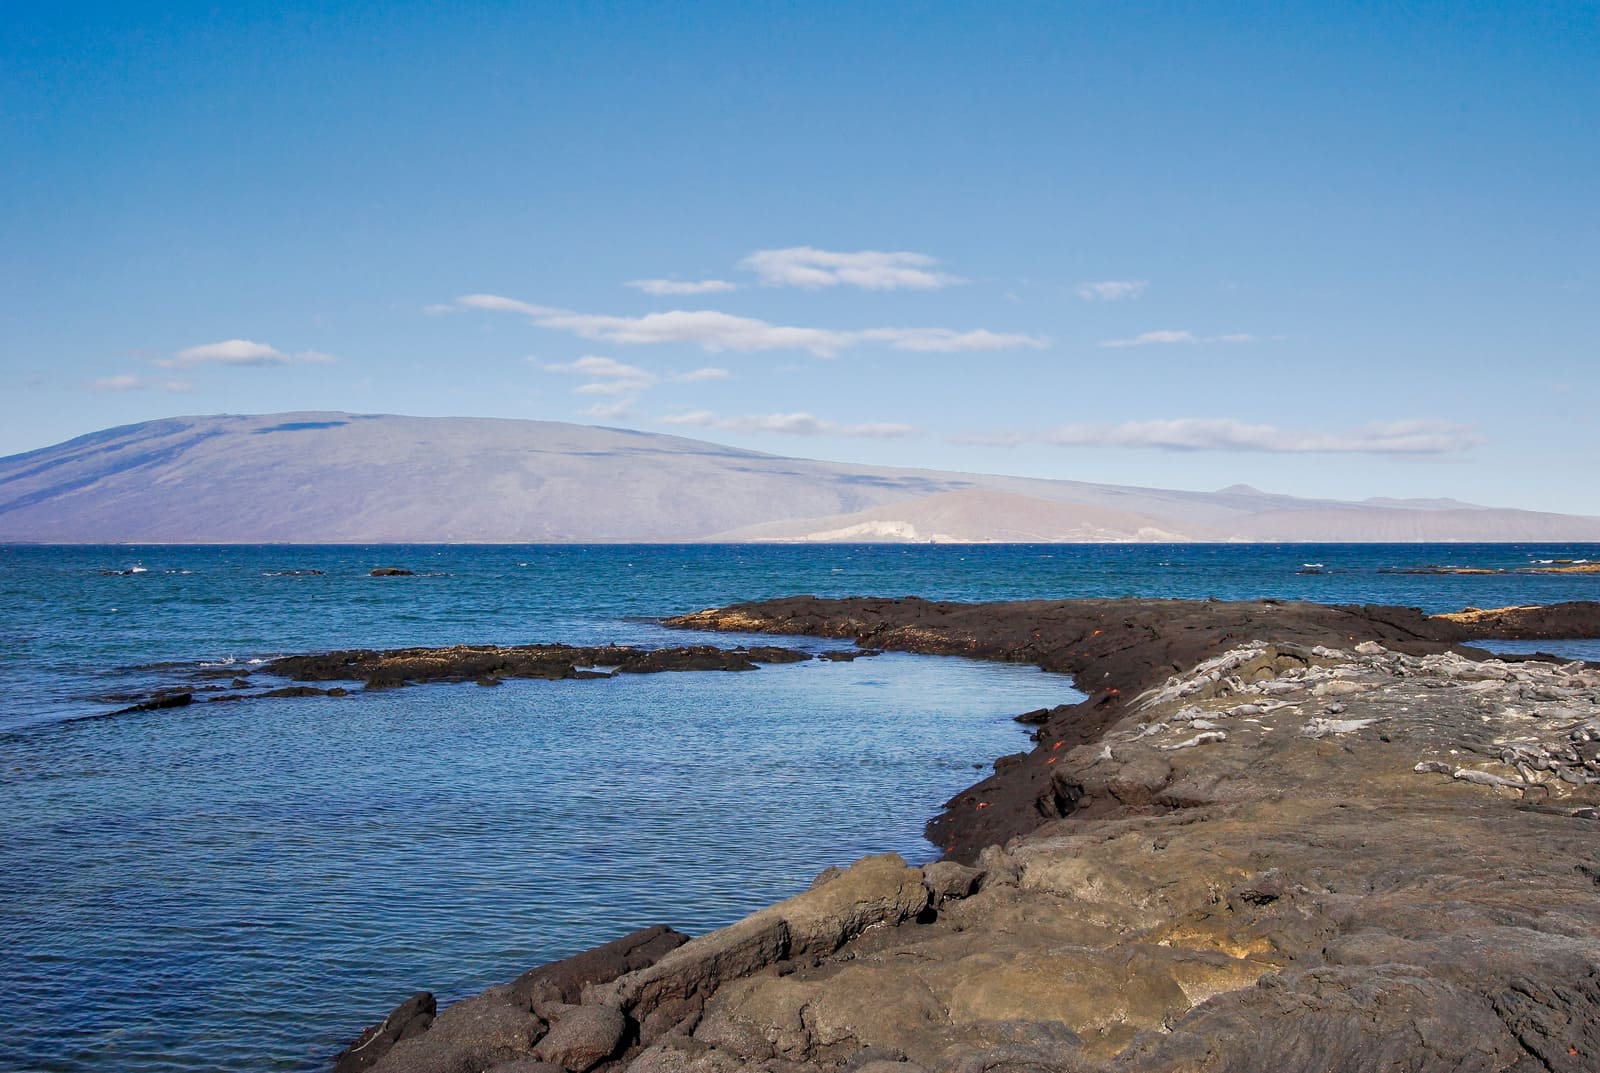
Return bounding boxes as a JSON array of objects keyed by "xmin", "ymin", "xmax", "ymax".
[
  {"xmin": 110, "ymin": 643, "xmax": 841, "ymax": 711},
  {"xmin": 97, "ymin": 642, "xmax": 874, "ymax": 719},
  {"xmin": 264, "ymin": 643, "xmax": 813, "ymax": 691},
  {"xmin": 330, "ymin": 598, "xmax": 1600, "ymax": 1073}
]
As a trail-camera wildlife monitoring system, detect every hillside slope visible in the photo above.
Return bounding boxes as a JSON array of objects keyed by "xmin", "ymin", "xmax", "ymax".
[{"xmin": 2, "ymin": 412, "xmax": 1598, "ymax": 543}]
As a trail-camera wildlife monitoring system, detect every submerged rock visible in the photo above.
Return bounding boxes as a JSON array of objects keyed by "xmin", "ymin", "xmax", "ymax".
[{"xmin": 108, "ymin": 691, "xmax": 192, "ymax": 715}]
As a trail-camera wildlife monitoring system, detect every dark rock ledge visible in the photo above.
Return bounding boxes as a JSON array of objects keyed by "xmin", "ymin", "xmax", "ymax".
[
  {"xmin": 330, "ymin": 598, "xmax": 1600, "ymax": 1073},
  {"xmin": 263, "ymin": 642, "xmax": 815, "ymax": 691},
  {"xmin": 109, "ymin": 643, "xmax": 841, "ymax": 713}
]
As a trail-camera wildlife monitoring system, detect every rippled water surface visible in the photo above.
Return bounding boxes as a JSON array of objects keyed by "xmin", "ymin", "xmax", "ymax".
[{"xmin": 3, "ymin": 542, "xmax": 1598, "ymax": 1072}]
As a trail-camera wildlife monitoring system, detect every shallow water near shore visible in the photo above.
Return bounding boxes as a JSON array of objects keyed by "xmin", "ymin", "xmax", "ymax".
[
  {"xmin": 4, "ymin": 653, "xmax": 1065, "ymax": 1072},
  {"xmin": 3, "ymin": 542, "xmax": 1598, "ymax": 1072}
]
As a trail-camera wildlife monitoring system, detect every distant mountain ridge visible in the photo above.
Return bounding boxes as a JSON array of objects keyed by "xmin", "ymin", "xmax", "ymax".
[{"xmin": 1, "ymin": 412, "xmax": 1597, "ymax": 543}]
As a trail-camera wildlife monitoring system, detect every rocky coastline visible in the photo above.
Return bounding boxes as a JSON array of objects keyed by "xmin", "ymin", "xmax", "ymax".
[{"xmin": 330, "ymin": 598, "xmax": 1600, "ymax": 1073}]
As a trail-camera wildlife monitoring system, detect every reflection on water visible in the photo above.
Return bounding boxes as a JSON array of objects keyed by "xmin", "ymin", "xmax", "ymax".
[{"xmin": 2, "ymin": 651, "xmax": 1075, "ymax": 1072}]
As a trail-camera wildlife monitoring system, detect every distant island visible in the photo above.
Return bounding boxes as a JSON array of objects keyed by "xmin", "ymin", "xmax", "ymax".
[{"xmin": 3, "ymin": 411, "xmax": 1599, "ymax": 544}]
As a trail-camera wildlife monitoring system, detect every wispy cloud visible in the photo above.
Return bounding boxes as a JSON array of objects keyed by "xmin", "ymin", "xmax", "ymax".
[
  {"xmin": 539, "ymin": 354, "xmax": 657, "ymax": 411},
  {"xmin": 1076, "ymin": 280, "xmax": 1147, "ymax": 301},
  {"xmin": 156, "ymin": 339, "xmax": 336, "ymax": 368},
  {"xmin": 541, "ymin": 355, "xmax": 655, "ymax": 382},
  {"xmin": 627, "ymin": 278, "xmax": 739, "ymax": 296},
  {"xmin": 538, "ymin": 356, "xmax": 735, "ymax": 420},
  {"xmin": 445, "ymin": 294, "xmax": 1043, "ymax": 356},
  {"xmin": 956, "ymin": 418, "xmax": 1478, "ymax": 455},
  {"xmin": 671, "ymin": 366, "xmax": 730, "ymax": 382},
  {"xmin": 661, "ymin": 409, "xmax": 917, "ymax": 438},
  {"xmin": 738, "ymin": 247, "xmax": 963, "ymax": 290},
  {"xmin": 481, "ymin": 298, "xmax": 847, "ymax": 355},
  {"xmin": 574, "ymin": 380, "xmax": 644, "ymax": 396},
  {"xmin": 91, "ymin": 374, "xmax": 145, "ymax": 391},
  {"xmin": 1098, "ymin": 330, "xmax": 1256, "ymax": 348},
  {"xmin": 454, "ymin": 295, "xmax": 549, "ymax": 317},
  {"xmin": 583, "ymin": 399, "xmax": 636, "ymax": 420},
  {"xmin": 1099, "ymin": 330, "xmax": 1195, "ymax": 348},
  {"xmin": 854, "ymin": 327, "xmax": 1042, "ymax": 352},
  {"xmin": 89, "ymin": 374, "xmax": 194, "ymax": 393}
]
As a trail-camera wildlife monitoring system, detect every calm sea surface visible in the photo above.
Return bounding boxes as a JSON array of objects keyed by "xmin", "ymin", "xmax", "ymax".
[{"xmin": 3, "ymin": 543, "xmax": 1598, "ymax": 1072}]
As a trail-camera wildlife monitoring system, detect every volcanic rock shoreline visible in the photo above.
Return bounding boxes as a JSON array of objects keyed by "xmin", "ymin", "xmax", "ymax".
[{"xmin": 331, "ymin": 597, "xmax": 1600, "ymax": 1073}]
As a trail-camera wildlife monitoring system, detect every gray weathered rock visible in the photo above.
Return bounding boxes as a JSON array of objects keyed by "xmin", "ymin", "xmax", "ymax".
[
  {"xmin": 512, "ymin": 924, "xmax": 689, "ymax": 1014},
  {"xmin": 585, "ymin": 854, "xmax": 927, "ymax": 1044},
  {"xmin": 364, "ymin": 985, "xmax": 543, "ymax": 1073},
  {"xmin": 530, "ymin": 1005, "xmax": 627, "ymax": 1072},
  {"xmin": 922, "ymin": 861, "xmax": 983, "ymax": 904}
]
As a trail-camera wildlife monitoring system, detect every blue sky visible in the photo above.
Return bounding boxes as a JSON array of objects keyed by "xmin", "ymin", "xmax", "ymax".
[{"xmin": 3, "ymin": 2, "xmax": 1596, "ymax": 512}]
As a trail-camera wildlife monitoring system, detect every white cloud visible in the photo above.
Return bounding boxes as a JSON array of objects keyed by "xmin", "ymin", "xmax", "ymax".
[
  {"xmin": 1030, "ymin": 418, "xmax": 1480, "ymax": 455},
  {"xmin": 1098, "ymin": 330, "xmax": 1257, "ymax": 348},
  {"xmin": 671, "ymin": 367, "xmax": 730, "ymax": 382},
  {"xmin": 583, "ymin": 399, "xmax": 635, "ymax": 420},
  {"xmin": 90, "ymin": 373, "xmax": 194, "ymax": 394},
  {"xmin": 839, "ymin": 421, "xmax": 922, "ymax": 438},
  {"xmin": 1076, "ymin": 280, "xmax": 1148, "ymax": 301},
  {"xmin": 574, "ymin": 380, "xmax": 645, "ymax": 396},
  {"xmin": 542, "ymin": 355, "xmax": 655, "ymax": 382},
  {"xmin": 456, "ymin": 294, "xmax": 553, "ymax": 317},
  {"xmin": 947, "ymin": 429, "xmax": 1028, "ymax": 447},
  {"xmin": 627, "ymin": 278, "xmax": 739, "ymax": 296},
  {"xmin": 738, "ymin": 247, "xmax": 963, "ymax": 290},
  {"xmin": 660, "ymin": 409, "xmax": 718, "ymax": 426},
  {"xmin": 91, "ymin": 374, "xmax": 144, "ymax": 391},
  {"xmin": 445, "ymin": 294, "xmax": 1044, "ymax": 356},
  {"xmin": 540, "ymin": 354, "xmax": 658, "ymax": 412},
  {"xmin": 157, "ymin": 339, "xmax": 336, "ymax": 368},
  {"xmin": 1099, "ymin": 330, "xmax": 1197, "ymax": 348},
  {"xmin": 660, "ymin": 409, "xmax": 917, "ymax": 438},
  {"xmin": 543, "ymin": 309, "xmax": 852, "ymax": 355},
  {"xmin": 539, "ymin": 356, "xmax": 731, "ymax": 403},
  {"xmin": 856, "ymin": 327, "xmax": 1045, "ymax": 353}
]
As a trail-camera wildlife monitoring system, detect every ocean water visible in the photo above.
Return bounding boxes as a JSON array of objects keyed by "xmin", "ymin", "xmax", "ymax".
[{"xmin": 3, "ymin": 542, "xmax": 1598, "ymax": 1073}]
